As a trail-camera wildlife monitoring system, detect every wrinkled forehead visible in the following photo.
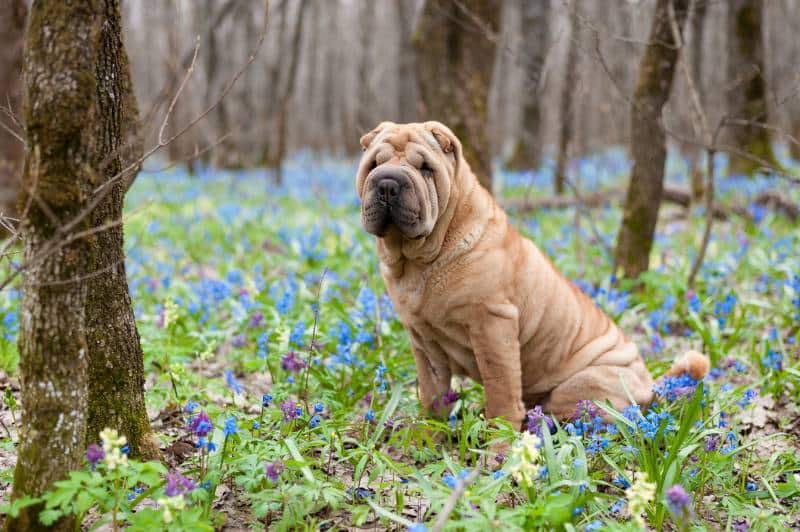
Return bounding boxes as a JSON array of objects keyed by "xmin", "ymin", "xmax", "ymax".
[{"xmin": 372, "ymin": 125, "xmax": 441, "ymax": 156}]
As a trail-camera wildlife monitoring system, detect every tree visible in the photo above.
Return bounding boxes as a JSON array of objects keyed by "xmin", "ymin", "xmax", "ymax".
[
  {"xmin": 725, "ymin": 0, "xmax": 776, "ymax": 175},
  {"xmin": 413, "ymin": 0, "xmax": 500, "ymax": 192},
  {"xmin": 275, "ymin": 0, "xmax": 309, "ymax": 184},
  {"xmin": 0, "ymin": 0, "xmax": 26, "ymax": 231},
  {"xmin": 554, "ymin": 0, "xmax": 579, "ymax": 196},
  {"xmin": 614, "ymin": 0, "xmax": 690, "ymax": 279},
  {"xmin": 9, "ymin": 1, "xmax": 154, "ymax": 528},
  {"xmin": 395, "ymin": 0, "xmax": 418, "ymax": 123},
  {"xmin": 506, "ymin": 0, "xmax": 550, "ymax": 171},
  {"xmin": 687, "ymin": 0, "xmax": 708, "ymax": 202}
]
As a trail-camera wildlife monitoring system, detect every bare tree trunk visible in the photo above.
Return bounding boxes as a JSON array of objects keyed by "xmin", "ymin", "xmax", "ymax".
[
  {"xmin": 413, "ymin": 0, "xmax": 500, "ymax": 192},
  {"xmin": 506, "ymin": 0, "xmax": 549, "ymax": 170},
  {"xmin": 0, "ymin": 0, "xmax": 26, "ymax": 231},
  {"xmin": 554, "ymin": 0, "xmax": 579, "ymax": 196},
  {"xmin": 687, "ymin": 0, "xmax": 707, "ymax": 203},
  {"xmin": 322, "ymin": 0, "xmax": 340, "ymax": 154},
  {"xmin": 395, "ymin": 0, "xmax": 418, "ymax": 123},
  {"xmin": 726, "ymin": 0, "xmax": 777, "ymax": 176},
  {"xmin": 357, "ymin": 0, "xmax": 376, "ymax": 132},
  {"xmin": 275, "ymin": 0, "xmax": 309, "ymax": 184},
  {"xmin": 85, "ymin": 0, "xmax": 158, "ymax": 461},
  {"xmin": 262, "ymin": 0, "xmax": 288, "ymax": 166},
  {"xmin": 614, "ymin": 0, "xmax": 690, "ymax": 279}
]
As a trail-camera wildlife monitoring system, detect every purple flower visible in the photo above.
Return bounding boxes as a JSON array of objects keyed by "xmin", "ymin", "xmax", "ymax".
[
  {"xmin": 265, "ymin": 460, "xmax": 284, "ymax": 482},
  {"xmin": 705, "ymin": 435, "xmax": 720, "ymax": 452},
  {"xmin": 666, "ymin": 484, "xmax": 692, "ymax": 515},
  {"xmin": 188, "ymin": 411, "xmax": 213, "ymax": 437},
  {"xmin": 232, "ymin": 334, "xmax": 246, "ymax": 348},
  {"xmin": 165, "ymin": 471, "xmax": 196, "ymax": 497},
  {"xmin": 526, "ymin": 405, "xmax": 555, "ymax": 436},
  {"xmin": 86, "ymin": 444, "xmax": 104, "ymax": 469},
  {"xmin": 249, "ymin": 311, "xmax": 264, "ymax": 328},
  {"xmin": 281, "ymin": 351, "xmax": 307, "ymax": 373},
  {"xmin": 281, "ymin": 400, "xmax": 299, "ymax": 421},
  {"xmin": 573, "ymin": 400, "xmax": 598, "ymax": 421},
  {"xmin": 441, "ymin": 389, "xmax": 459, "ymax": 408}
]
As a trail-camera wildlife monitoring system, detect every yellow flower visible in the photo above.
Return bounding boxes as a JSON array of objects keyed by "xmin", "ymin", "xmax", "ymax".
[
  {"xmin": 625, "ymin": 473, "xmax": 656, "ymax": 528},
  {"xmin": 99, "ymin": 428, "xmax": 128, "ymax": 470},
  {"xmin": 163, "ymin": 299, "xmax": 179, "ymax": 328},
  {"xmin": 508, "ymin": 432, "xmax": 541, "ymax": 487},
  {"xmin": 157, "ymin": 495, "xmax": 186, "ymax": 524}
]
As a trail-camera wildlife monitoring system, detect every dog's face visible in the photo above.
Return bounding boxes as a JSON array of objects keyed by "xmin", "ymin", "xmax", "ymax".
[{"xmin": 356, "ymin": 121, "xmax": 461, "ymax": 239}]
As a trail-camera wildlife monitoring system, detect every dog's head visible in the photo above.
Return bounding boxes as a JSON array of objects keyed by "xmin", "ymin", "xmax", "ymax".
[{"xmin": 355, "ymin": 121, "xmax": 464, "ymax": 240}]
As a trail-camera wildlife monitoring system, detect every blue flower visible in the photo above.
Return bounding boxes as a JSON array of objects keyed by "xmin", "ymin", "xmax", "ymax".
[
  {"xmin": 309, "ymin": 415, "xmax": 321, "ymax": 428},
  {"xmin": 223, "ymin": 416, "xmax": 238, "ymax": 436},
  {"xmin": 584, "ymin": 521, "xmax": 603, "ymax": 532},
  {"xmin": 262, "ymin": 393, "xmax": 273, "ymax": 407},
  {"xmin": 738, "ymin": 389, "xmax": 758, "ymax": 408},
  {"xmin": 184, "ymin": 400, "xmax": 199, "ymax": 413},
  {"xmin": 442, "ymin": 474, "xmax": 456, "ymax": 489},
  {"xmin": 224, "ymin": 370, "xmax": 243, "ymax": 395},
  {"xmin": 314, "ymin": 402, "xmax": 324, "ymax": 413},
  {"xmin": 492, "ymin": 470, "xmax": 504, "ymax": 480},
  {"xmin": 745, "ymin": 481, "xmax": 757, "ymax": 492},
  {"xmin": 365, "ymin": 409, "xmax": 375, "ymax": 422},
  {"xmin": 290, "ymin": 321, "xmax": 306, "ymax": 347},
  {"xmin": 407, "ymin": 524, "xmax": 428, "ymax": 532}
]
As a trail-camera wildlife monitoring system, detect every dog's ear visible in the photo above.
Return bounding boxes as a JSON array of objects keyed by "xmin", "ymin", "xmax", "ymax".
[
  {"xmin": 426, "ymin": 122, "xmax": 461, "ymax": 160},
  {"xmin": 360, "ymin": 121, "xmax": 395, "ymax": 151}
]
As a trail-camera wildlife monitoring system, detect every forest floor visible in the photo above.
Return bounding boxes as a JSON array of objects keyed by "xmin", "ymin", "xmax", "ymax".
[{"xmin": 1, "ymin": 148, "xmax": 799, "ymax": 531}]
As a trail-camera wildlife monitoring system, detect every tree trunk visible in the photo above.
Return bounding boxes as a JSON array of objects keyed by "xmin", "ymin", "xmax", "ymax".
[
  {"xmin": 85, "ymin": 0, "xmax": 158, "ymax": 461},
  {"xmin": 554, "ymin": 0, "xmax": 579, "ymax": 196},
  {"xmin": 506, "ymin": 0, "xmax": 549, "ymax": 171},
  {"xmin": 262, "ymin": 0, "xmax": 288, "ymax": 167},
  {"xmin": 9, "ymin": 2, "xmax": 156, "ymax": 528},
  {"xmin": 357, "ymin": 0, "xmax": 376, "ymax": 132},
  {"xmin": 9, "ymin": 2, "xmax": 98, "ymax": 528},
  {"xmin": 413, "ymin": 0, "xmax": 500, "ymax": 192},
  {"xmin": 395, "ymin": 0, "xmax": 418, "ymax": 123},
  {"xmin": 614, "ymin": 0, "xmax": 690, "ymax": 279},
  {"xmin": 687, "ymin": 0, "xmax": 707, "ymax": 203},
  {"xmin": 0, "ymin": 0, "xmax": 26, "ymax": 233},
  {"xmin": 725, "ymin": 0, "xmax": 776, "ymax": 176},
  {"xmin": 275, "ymin": 0, "xmax": 309, "ymax": 184}
]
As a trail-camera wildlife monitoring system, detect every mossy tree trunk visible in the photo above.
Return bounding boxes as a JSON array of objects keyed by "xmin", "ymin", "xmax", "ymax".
[
  {"xmin": 9, "ymin": 2, "xmax": 99, "ymax": 529},
  {"xmin": 9, "ymin": 1, "xmax": 155, "ymax": 529},
  {"xmin": 0, "ymin": 0, "xmax": 27, "ymax": 231},
  {"xmin": 85, "ymin": 0, "xmax": 158, "ymax": 460},
  {"xmin": 614, "ymin": 0, "xmax": 689, "ymax": 279},
  {"xmin": 413, "ymin": 0, "xmax": 500, "ymax": 192},
  {"xmin": 725, "ymin": 0, "xmax": 776, "ymax": 176},
  {"xmin": 553, "ymin": 0, "xmax": 579, "ymax": 196},
  {"xmin": 506, "ymin": 0, "xmax": 549, "ymax": 171}
]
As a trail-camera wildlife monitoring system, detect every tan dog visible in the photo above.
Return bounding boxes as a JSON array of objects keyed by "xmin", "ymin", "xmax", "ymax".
[{"xmin": 356, "ymin": 121, "xmax": 709, "ymax": 429}]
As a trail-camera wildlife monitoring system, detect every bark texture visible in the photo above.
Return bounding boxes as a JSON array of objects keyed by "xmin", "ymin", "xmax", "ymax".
[
  {"xmin": 395, "ymin": 0, "xmax": 418, "ymax": 123},
  {"xmin": 0, "ymin": 0, "xmax": 27, "ymax": 228},
  {"xmin": 413, "ymin": 0, "xmax": 500, "ymax": 192},
  {"xmin": 9, "ymin": 2, "xmax": 99, "ymax": 529},
  {"xmin": 9, "ymin": 1, "xmax": 155, "ymax": 528},
  {"xmin": 687, "ymin": 0, "xmax": 707, "ymax": 202},
  {"xmin": 614, "ymin": 0, "xmax": 689, "ymax": 279},
  {"xmin": 85, "ymin": 0, "xmax": 158, "ymax": 460},
  {"xmin": 725, "ymin": 0, "xmax": 776, "ymax": 175},
  {"xmin": 506, "ymin": 0, "xmax": 549, "ymax": 170}
]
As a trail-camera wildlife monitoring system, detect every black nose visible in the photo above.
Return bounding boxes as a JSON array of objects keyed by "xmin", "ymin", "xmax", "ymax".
[{"xmin": 377, "ymin": 179, "xmax": 400, "ymax": 203}]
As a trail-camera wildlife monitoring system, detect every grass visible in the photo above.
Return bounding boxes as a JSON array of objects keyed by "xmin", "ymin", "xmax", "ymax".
[{"xmin": 0, "ymin": 147, "xmax": 798, "ymax": 530}]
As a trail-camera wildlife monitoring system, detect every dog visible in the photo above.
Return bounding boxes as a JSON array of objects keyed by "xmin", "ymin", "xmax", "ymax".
[{"xmin": 355, "ymin": 121, "xmax": 709, "ymax": 430}]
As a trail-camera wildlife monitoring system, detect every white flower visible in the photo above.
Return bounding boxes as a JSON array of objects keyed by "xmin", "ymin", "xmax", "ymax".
[
  {"xmin": 99, "ymin": 428, "xmax": 128, "ymax": 470},
  {"xmin": 626, "ymin": 473, "xmax": 656, "ymax": 528}
]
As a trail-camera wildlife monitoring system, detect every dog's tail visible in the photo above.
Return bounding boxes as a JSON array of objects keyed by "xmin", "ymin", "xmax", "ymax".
[{"xmin": 663, "ymin": 350, "xmax": 710, "ymax": 380}]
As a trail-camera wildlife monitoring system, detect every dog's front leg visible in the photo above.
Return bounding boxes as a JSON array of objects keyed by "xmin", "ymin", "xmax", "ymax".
[
  {"xmin": 409, "ymin": 330, "xmax": 452, "ymax": 417},
  {"xmin": 468, "ymin": 302, "xmax": 525, "ymax": 430}
]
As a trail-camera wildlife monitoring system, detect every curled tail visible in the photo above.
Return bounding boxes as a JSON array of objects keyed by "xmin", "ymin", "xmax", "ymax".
[{"xmin": 663, "ymin": 350, "xmax": 710, "ymax": 380}]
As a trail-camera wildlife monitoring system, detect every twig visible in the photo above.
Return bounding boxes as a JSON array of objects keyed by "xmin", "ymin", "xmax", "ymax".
[
  {"xmin": 430, "ymin": 468, "xmax": 480, "ymax": 532},
  {"xmin": 563, "ymin": 176, "xmax": 614, "ymax": 261}
]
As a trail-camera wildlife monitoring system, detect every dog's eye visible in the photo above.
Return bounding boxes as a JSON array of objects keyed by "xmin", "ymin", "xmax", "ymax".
[
  {"xmin": 368, "ymin": 159, "xmax": 377, "ymax": 173},
  {"xmin": 421, "ymin": 162, "xmax": 434, "ymax": 178}
]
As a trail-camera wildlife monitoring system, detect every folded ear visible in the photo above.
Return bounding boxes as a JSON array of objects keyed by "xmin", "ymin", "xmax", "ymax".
[
  {"xmin": 360, "ymin": 121, "xmax": 395, "ymax": 150},
  {"xmin": 425, "ymin": 122, "xmax": 461, "ymax": 160}
]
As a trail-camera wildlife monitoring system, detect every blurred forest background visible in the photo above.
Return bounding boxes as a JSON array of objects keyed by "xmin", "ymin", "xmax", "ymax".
[{"xmin": 114, "ymin": 0, "xmax": 800, "ymax": 173}]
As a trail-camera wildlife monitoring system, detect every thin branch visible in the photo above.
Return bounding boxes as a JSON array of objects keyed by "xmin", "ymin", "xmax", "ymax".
[{"xmin": 430, "ymin": 468, "xmax": 480, "ymax": 532}]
